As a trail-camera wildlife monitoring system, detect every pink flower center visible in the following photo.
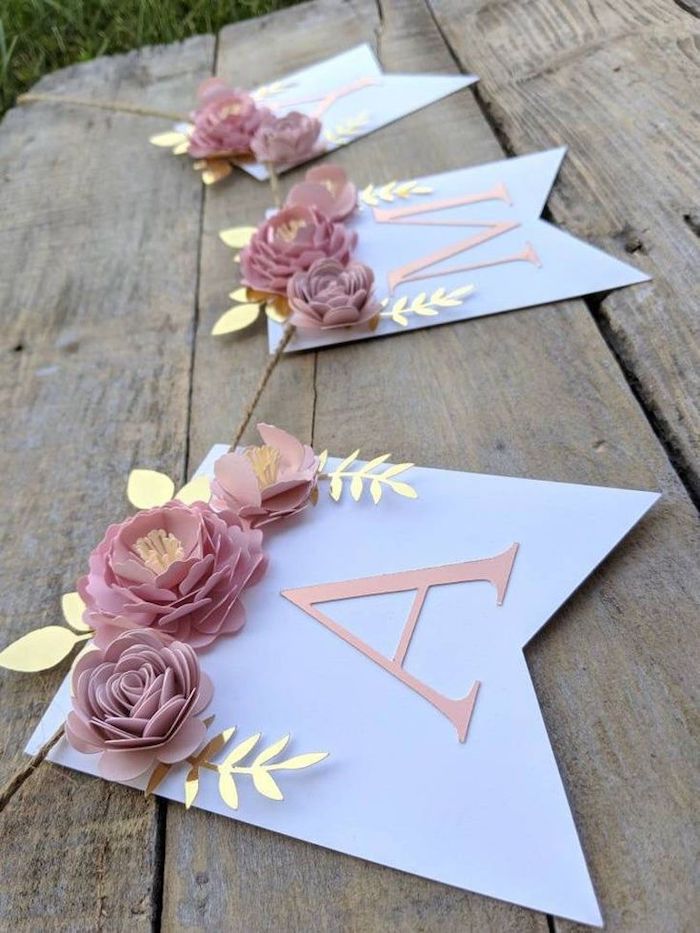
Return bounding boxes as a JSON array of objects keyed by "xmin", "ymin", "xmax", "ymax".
[
  {"xmin": 133, "ymin": 529, "xmax": 184, "ymax": 573},
  {"xmin": 245, "ymin": 445, "xmax": 281, "ymax": 488},
  {"xmin": 219, "ymin": 102, "xmax": 243, "ymax": 118},
  {"xmin": 276, "ymin": 218, "xmax": 307, "ymax": 242}
]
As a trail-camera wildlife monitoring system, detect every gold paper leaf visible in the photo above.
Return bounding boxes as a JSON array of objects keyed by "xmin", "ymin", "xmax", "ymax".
[
  {"xmin": 336, "ymin": 449, "xmax": 361, "ymax": 473},
  {"xmin": 268, "ymin": 752, "xmax": 329, "ymax": 771},
  {"xmin": 253, "ymin": 734, "xmax": 290, "ymax": 766},
  {"xmin": 264, "ymin": 303, "xmax": 288, "ymax": 324},
  {"xmin": 389, "ymin": 481, "xmax": 418, "ymax": 499},
  {"xmin": 127, "ymin": 469, "xmax": 175, "ymax": 509},
  {"xmin": 229, "ymin": 287, "xmax": 249, "ymax": 302},
  {"xmin": 370, "ymin": 479, "xmax": 382, "ymax": 504},
  {"xmin": 199, "ymin": 160, "xmax": 233, "ymax": 185},
  {"xmin": 317, "ymin": 450, "xmax": 329, "ymax": 472},
  {"xmin": 252, "ymin": 769, "xmax": 284, "ymax": 801},
  {"xmin": 218, "ymin": 771, "xmax": 239, "ymax": 810},
  {"xmin": 172, "ymin": 141, "xmax": 190, "ymax": 155},
  {"xmin": 211, "ymin": 304, "xmax": 261, "ymax": 336},
  {"xmin": 149, "ymin": 131, "xmax": 187, "ymax": 147},
  {"xmin": 223, "ymin": 732, "xmax": 261, "ymax": 768},
  {"xmin": 145, "ymin": 762, "xmax": 172, "ymax": 797},
  {"xmin": 350, "ymin": 474, "xmax": 364, "ymax": 501},
  {"xmin": 360, "ymin": 183, "xmax": 378, "ymax": 206},
  {"xmin": 361, "ymin": 453, "xmax": 392, "ymax": 473},
  {"xmin": 0, "ymin": 626, "xmax": 84, "ymax": 672},
  {"xmin": 329, "ymin": 475, "xmax": 342, "ymax": 501},
  {"xmin": 184, "ymin": 768, "xmax": 199, "ymax": 809},
  {"xmin": 219, "ymin": 227, "xmax": 257, "ymax": 248},
  {"xmin": 176, "ymin": 474, "xmax": 211, "ymax": 505},
  {"xmin": 195, "ymin": 726, "xmax": 236, "ymax": 767},
  {"xmin": 382, "ymin": 462, "xmax": 414, "ymax": 478},
  {"xmin": 61, "ymin": 592, "xmax": 89, "ymax": 632}
]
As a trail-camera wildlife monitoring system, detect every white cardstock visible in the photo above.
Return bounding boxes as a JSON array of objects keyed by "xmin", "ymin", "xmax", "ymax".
[
  {"xmin": 29, "ymin": 447, "xmax": 659, "ymax": 926},
  {"xmin": 268, "ymin": 148, "xmax": 650, "ymax": 353},
  {"xmin": 241, "ymin": 43, "xmax": 476, "ymax": 180}
]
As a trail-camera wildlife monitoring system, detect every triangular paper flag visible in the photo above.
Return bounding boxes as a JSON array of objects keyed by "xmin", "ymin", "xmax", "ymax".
[
  {"xmin": 29, "ymin": 450, "xmax": 658, "ymax": 926},
  {"xmin": 269, "ymin": 148, "xmax": 649, "ymax": 352},
  {"xmin": 240, "ymin": 43, "xmax": 476, "ymax": 180}
]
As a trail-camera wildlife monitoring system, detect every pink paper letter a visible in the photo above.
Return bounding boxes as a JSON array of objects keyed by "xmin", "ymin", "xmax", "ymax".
[{"xmin": 282, "ymin": 544, "xmax": 518, "ymax": 741}]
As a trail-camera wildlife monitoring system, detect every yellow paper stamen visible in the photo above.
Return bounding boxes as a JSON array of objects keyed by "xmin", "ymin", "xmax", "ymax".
[
  {"xmin": 245, "ymin": 445, "xmax": 281, "ymax": 488},
  {"xmin": 134, "ymin": 529, "xmax": 184, "ymax": 573},
  {"xmin": 276, "ymin": 218, "xmax": 306, "ymax": 242}
]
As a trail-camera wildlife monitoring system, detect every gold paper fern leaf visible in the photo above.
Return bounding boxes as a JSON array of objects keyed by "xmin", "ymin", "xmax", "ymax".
[
  {"xmin": 380, "ymin": 285, "xmax": 475, "ymax": 327},
  {"xmin": 320, "ymin": 450, "xmax": 417, "ymax": 504}
]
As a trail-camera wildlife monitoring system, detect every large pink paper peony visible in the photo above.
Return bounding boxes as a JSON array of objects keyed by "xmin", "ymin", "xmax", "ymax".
[
  {"xmin": 285, "ymin": 165, "xmax": 357, "ymax": 222},
  {"xmin": 211, "ymin": 423, "xmax": 319, "ymax": 527},
  {"xmin": 250, "ymin": 111, "xmax": 323, "ymax": 166},
  {"xmin": 188, "ymin": 79, "xmax": 267, "ymax": 159},
  {"xmin": 65, "ymin": 630, "xmax": 213, "ymax": 780},
  {"xmin": 288, "ymin": 258, "xmax": 381, "ymax": 331},
  {"xmin": 78, "ymin": 501, "xmax": 265, "ymax": 649},
  {"xmin": 240, "ymin": 205, "xmax": 357, "ymax": 296}
]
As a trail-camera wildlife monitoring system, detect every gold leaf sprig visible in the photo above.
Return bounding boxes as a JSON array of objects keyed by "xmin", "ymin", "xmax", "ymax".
[
  {"xmin": 146, "ymin": 724, "xmax": 328, "ymax": 810},
  {"xmin": 360, "ymin": 179, "xmax": 433, "ymax": 207},
  {"xmin": 0, "ymin": 592, "xmax": 93, "ymax": 672},
  {"xmin": 251, "ymin": 80, "xmax": 296, "ymax": 101},
  {"xmin": 324, "ymin": 110, "xmax": 370, "ymax": 146},
  {"xmin": 380, "ymin": 285, "xmax": 475, "ymax": 327},
  {"xmin": 319, "ymin": 450, "xmax": 417, "ymax": 503}
]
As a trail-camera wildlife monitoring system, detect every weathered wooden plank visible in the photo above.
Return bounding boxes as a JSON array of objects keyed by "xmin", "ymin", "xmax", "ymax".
[
  {"xmin": 312, "ymin": 1, "xmax": 699, "ymax": 931},
  {"xmin": 0, "ymin": 36, "xmax": 214, "ymax": 929},
  {"xmin": 163, "ymin": 0, "xmax": 546, "ymax": 929},
  {"xmin": 428, "ymin": 0, "xmax": 700, "ymax": 500}
]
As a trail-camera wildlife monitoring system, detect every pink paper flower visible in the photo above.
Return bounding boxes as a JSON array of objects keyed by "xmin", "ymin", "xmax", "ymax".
[
  {"xmin": 250, "ymin": 111, "xmax": 323, "ymax": 166},
  {"xmin": 287, "ymin": 258, "xmax": 381, "ymax": 331},
  {"xmin": 188, "ymin": 79, "xmax": 267, "ymax": 159},
  {"xmin": 240, "ymin": 205, "xmax": 357, "ymax": 296},
  {"xmin": 285, "ymin": 165, "xmax": 357, "ymax": 221},
  {"xmin": 78, "ymin": 501, "xmax": 265, "ymax": 650},
  {"xmin": 65, "ymin": 630, "xmax": 213, "ymax": 780},
  {"xmin": 211, "ymin": 423, "xmax": 319, "ymax": 528}
]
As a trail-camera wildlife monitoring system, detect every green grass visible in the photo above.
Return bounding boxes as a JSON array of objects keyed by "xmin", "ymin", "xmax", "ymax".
[{"xmin": 0, "ymin": 0, "xmax": 297, "ymax": 115}]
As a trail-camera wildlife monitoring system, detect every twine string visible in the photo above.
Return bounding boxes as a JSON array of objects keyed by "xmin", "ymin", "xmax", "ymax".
[{"xmin": 17, "ymin": 92, "xmax": 187, "ymax": 122}]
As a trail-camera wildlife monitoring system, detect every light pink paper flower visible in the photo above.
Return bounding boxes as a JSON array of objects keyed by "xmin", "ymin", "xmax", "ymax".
[
  {"xmin": 78, "ymin": 501, "xmax": 265, "ymax": 649},
  {"xmin": 211, "ymin": 423, "xmax": 319, "ymax": 527},
  {"xmin": 285, "ymin": 165, "xmax": 357, "ymax": 221},
  {"xmin": 240, "ymin": 205, "xmax": 357, "ymax": 296},
  {"xmin": 250, "ymin": 111, "xmax": 323, "ymax": 166},
  {"xmin": 287, "ymin": 258, "xmax": 381, "ymax": 331},
  {"xmin": 188, "ymin": 79, "xmax": 267, "ymax": 159},
  {"xmin": 65, "ymin": 630, "xmax": 213, "ymax": 780}
]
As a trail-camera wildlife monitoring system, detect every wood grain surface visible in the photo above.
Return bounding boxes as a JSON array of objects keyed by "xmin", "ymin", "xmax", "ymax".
[
  {"xmin": 0, "ymin": 0, "xmax": 697, "ymax": 930},
  {"xmin": 428, "ymin": 0, "xmax": 700, "ymax": 500}
]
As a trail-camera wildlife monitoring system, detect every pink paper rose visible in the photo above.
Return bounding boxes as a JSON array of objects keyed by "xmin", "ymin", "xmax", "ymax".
[
  {"xmin": 251, "ymin": 111, "xmax": 323, "ymax": 166},
  {"xmin": 211, "ymin": 423, "xmax": 319, "ymax": 528},
  {"xmin": 240, "ymin": 205, "xmax": 357, "ymax": 296},
  {"xmin": 188, "ymin": 79, "xmax": 267, "ymax": 159},
  {"xmin": 285, "ymin": 165, "xmax": 357, "ymax": 221},
  {"xmin": 65, "ymin": 630, "xmax": 213, "ymax": 780},
  {"xmin": 287, "ymin": 258, "xmax": 381, "ymax": 331},
  {"xmin": 78, "ymin": 501, "xmax": 265, "ymax": 649}
]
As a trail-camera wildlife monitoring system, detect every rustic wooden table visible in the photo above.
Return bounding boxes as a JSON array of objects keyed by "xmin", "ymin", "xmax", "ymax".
[{"xmin": 1, "ymin": 0, "xmax": 697, "ymax": 930}]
